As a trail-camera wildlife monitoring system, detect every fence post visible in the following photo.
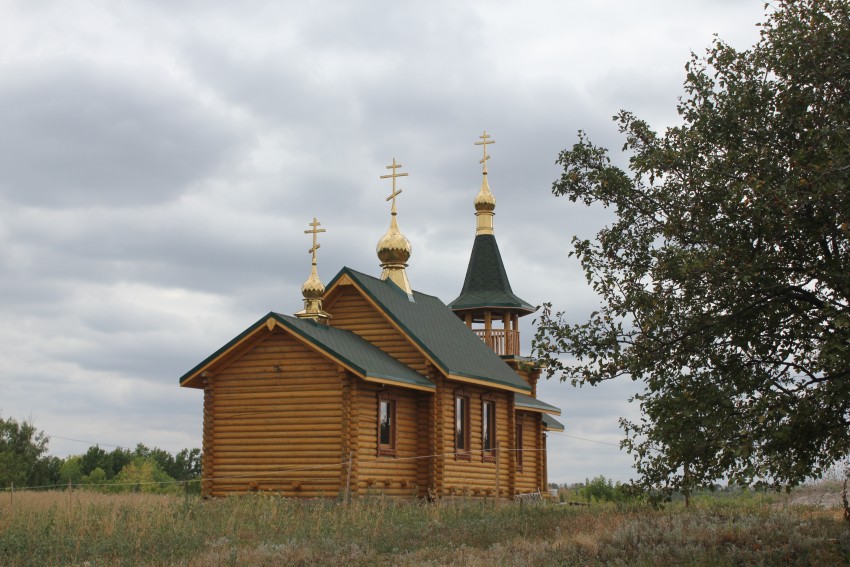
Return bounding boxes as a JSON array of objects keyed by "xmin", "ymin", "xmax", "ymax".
[
  {"xmin": 10, "ymin": 482, "xmax": 13, "ymax": 511},
  {"xmin": 68, "ymin": 478, "xmax": 72, "ymax": 510}
]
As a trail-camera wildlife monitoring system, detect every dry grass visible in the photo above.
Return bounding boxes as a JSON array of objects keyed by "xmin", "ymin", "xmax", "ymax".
[{"xmin": 1, "ymin": 489, "xmax": 849, "ymax": 566}]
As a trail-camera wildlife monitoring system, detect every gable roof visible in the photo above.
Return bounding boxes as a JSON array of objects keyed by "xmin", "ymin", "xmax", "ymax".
[
  {"xmin": 325, "ymin": 267, "xmax": 532, "ymax": 393},
  {"xmin": 448, "ymin": 234, "xmax": 534, "ymax": 314},
  {"xmin": 179, "ymin": 312, "xmax": 434, "ymax": 392}
]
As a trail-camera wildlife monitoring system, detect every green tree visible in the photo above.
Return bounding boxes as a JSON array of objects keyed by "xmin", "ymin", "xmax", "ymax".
[
  {"xmin": 80, "ymin": 445, "xmax": 110, "ymax": 477},
  {"xmin": 83, "ymin": 467, "xmax": 107, "ymax": 487},
  {"xmin": 60, "ymin": 455, "xmax": 84, "ymax": 485},
  {"xmin": 0, "ymin": 415, "xmax": 52, "ymax": 488},
  {"xmin": 113, "ymin": 457, "xmax": 175, "ymax": 493},
  {"xmin": 575, "ymin": 475, "xmax": 637, "ymax": 503},
  {"xmin": 534, "ymin": 0, "xmax": 849, "ymax": 496},
  {"xmin": 107, "ymin": 447, "xmax": 133, "ymax": 478},
  {"xmin": 134, "ymin": 443, "xmax": 176, "ymax": 478},
  {"xmin": 172, "ymin": 448, "xmax": 202, "ymax": 480}
]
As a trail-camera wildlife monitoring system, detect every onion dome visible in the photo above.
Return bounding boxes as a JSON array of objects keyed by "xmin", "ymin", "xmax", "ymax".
[
  {"xmin": 376, "ymin": 213, "xmax": 412, "ymax": 265},
  {"xmin": 301, "ymin": 264, "xmax": 325, "ymax": 299},
  {"xmin": 473, "ymin": 130, "xmax": 497, "ymax": 235},
  {"xmin": 474, "ymin": 174, "xmax": 497, "ymax": 212},
  {"xmin": 295, "ymin": 217, "xmax": 331, "ymax": 324},
  {"xmin": 377, "ymin": 158, "xmax": 413, "ymax": 298}
]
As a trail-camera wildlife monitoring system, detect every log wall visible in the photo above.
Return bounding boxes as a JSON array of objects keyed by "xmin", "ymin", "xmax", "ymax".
[
  {"xmin": 515, "ymin": 411, "xmax": 543, "ymax": 494},
  {"xmin": 440, "ymin": 382, "xmax": 513, "ymax": 498},
  {"xmin": 352, "ymin": 383, "xmax": 428, "ymax": 497},
  {"xmin": 204, "ymin": 329, "xmax": 344, "ymax": 497}
]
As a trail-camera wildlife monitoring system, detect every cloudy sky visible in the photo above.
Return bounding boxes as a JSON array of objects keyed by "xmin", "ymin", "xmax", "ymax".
[{"xmin": 1, "ymin": 0, "xmax": 768, "ymax": 484}]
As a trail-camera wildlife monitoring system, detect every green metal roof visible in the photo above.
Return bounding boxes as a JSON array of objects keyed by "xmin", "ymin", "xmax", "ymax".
[
  {"xmin": 515, "ymin": 393, "xmax": 561, "ymax": 415},
  {"xmin": 448, "ymin": 234, "xmax": 535, "ymax": 314},
  {"xmin": 542, "ymin": 413, "xmax": 565, "ymax": 432},
  {"xmin": 179, "ymin": 312, "xmax": 434, "ymax": 391},
  {"xmin": 279, "ymin": 314, "xmax": 435, "ymax": 389},
  {"xmin": 328, "ymin": 267, "xmax": 531, "ymax": 393}
]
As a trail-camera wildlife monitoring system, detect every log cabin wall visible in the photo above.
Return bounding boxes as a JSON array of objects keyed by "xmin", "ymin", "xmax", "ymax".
[
  {"xmin": 535, "ymin": 413, "xmax": 545, "ymax": 493},
  {"xmin": 505, "ymin": 361, "xmax": 535, "ymax": 393},
  {"xmin": 514, "ymin": 411, "xmax": 543, "ymax": 494},
  {"xmin": 441, "ymin": 382, "xmax": 513, "ymax": 498},
  {"xmin": 416, "ymin": 393, "xmax": 433, "ymax": 495},
  {"xmin": 204, "ymin": 329, "xmax": 344, "ymax": 497},
  {"xmin": 352, "ymin": 383, "xmax": 426, "ymax": 497},
  {"xmin": 432, "ymin": 373, "xmax": 446, "ymax": 497},
  {"xmin": 202, "ymin": 378, "xmax": 215, "ymax": 497},
  {"xmin": 325, "ymin": 285, "xmax": 429, "ymax": 375}
]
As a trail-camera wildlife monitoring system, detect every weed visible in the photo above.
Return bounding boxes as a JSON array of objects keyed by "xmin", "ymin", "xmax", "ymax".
[{"xmin": 0, "ymin": 489, "xmax": 848, "ymax": 565}]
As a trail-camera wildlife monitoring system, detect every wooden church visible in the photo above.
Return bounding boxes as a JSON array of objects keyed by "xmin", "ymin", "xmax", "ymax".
[{"xmin": 179, "ymin": 132, "xmax": 563, "ymax": 498}]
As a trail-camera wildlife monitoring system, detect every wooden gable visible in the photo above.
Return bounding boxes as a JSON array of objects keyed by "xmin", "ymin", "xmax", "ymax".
[
  {"xmin": 324, "ymin": 280, "xmax": 429, "ymax": 376},
  {"xmin": 200, "ymin": 328, "xmax": 345, "ymax": 497}
]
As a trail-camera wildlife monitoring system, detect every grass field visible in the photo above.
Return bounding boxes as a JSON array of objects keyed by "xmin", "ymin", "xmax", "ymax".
[{"xmin": 1, "ymin": 488, "xmax": 848, "ymax": 566}]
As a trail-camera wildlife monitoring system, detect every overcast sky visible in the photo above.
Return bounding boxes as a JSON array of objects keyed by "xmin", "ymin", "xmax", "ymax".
[{"xmin": 0, "ymin": 0, "xmax": 769, "ymax": 484}]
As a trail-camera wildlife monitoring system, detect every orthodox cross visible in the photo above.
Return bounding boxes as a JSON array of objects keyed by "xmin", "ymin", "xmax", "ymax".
[
  {"xmin": 304, "ymin": 217, "xmax": 326, "ymax": 265},
  {"xmin": 380, "ymin": 158, "xmax": 408, "ymax": 213},
  {"xmin": 475, "ymin": 130, "xmax": 495, "ymax": 173}
]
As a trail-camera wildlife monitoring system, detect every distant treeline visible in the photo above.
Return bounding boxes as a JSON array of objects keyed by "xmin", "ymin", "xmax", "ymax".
[{"xmin": 0, "ymin": 414, "xmax": 201, "ymax": 493}]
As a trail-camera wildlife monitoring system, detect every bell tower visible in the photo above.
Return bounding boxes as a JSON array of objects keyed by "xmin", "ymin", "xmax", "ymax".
[{"xmin": 448, "ymin": 131, "xmax": 534, "ymax": 357}]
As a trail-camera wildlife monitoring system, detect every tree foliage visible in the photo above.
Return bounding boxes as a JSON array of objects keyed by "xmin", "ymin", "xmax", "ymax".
[
  {"xmin": 0, "ymin": 414, "xmax": 201, "ymax": 491},
  {"xmin": 576, "ymin": 475, "xmax": 635, "ymax": 503},
  {"xmin": 0, "ymin": 414, "xmax": 53, "ymax": 488},
  {"xmin": 534, "ymin": 0, "xmax": 850, "ymax": 494}
]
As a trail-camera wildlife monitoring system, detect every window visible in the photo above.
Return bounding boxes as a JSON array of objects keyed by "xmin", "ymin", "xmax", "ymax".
[
  {"xmin": 378, "ymin": 394, "xmax": 397, "ymax": 456},
  {"xmin": 515, "ymin": 419, "xmax": 524, "ymax": 472},
  {"xmin": 454, "ymin": 393, "xmax": 471, "ymax": 460},
  {"xmin": 482, "ymin": 400, "xmax": 496, "ymax": 462}
]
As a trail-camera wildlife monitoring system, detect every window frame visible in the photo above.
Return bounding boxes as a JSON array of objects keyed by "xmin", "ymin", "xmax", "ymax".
[
  {"xmin": 481, "ymin": 393, "xmax": 497, "ymax": 463},
  {"xmin": 377, "ymin": 392, "xmax": 398, "ymax": 457},
  {"xmin": 454, "ymin": 389, "xmax": 471, "ymax": 461}
]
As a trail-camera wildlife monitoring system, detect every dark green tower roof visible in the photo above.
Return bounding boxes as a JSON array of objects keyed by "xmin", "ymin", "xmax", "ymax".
[{"xmin": 448, "ymin": 234, "xmax": 534, "ymax": 315}]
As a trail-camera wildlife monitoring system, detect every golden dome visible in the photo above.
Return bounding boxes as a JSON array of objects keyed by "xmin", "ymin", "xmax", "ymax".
[
  {"xmin": 376, "ymin": 213, "xmax": 411, "ymax": 265},
  {"xmin": 474, "ymin": 174, "xmax": 496, "ymax": 212},
  {"xmin": 301, "ymin": 265, "xmax": 325, "ymax": 299},
  {"xmin": 295, "ymin": 217, "xmax": 330, "ymax": 323}
]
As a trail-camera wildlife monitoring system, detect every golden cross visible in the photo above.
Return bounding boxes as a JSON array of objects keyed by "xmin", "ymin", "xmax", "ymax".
[
  {"xmin": 304, "ymin": 217, "xmax": 326, "ymax": 264},
  {"xmin": 475, "ymin": 130, "xmax": 495, "ymax": 173},
  {"xmin": 379, "ymin": 158, "xmax": 408, "ymax": 213}
]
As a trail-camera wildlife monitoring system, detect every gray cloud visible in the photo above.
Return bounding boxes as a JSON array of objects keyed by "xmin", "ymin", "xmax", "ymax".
[
  {"xmin": 0, "ymin": 0, "xmax": 769, "ymax": 484},
  {"xmin": 0, "ymin": 63, "xmax": 245, "ymax": 208}
]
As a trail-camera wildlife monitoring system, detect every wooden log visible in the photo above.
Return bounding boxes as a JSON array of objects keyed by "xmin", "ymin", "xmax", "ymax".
[
  {"xmin": 214, "ymin": 425, "xmax": 342, "ymax": 435},
  {"xmin": 213, "ymin": 391, "xmax": 342, "ymax": 403},
  {"xmin": 213, "ymin": 406, "xmax": 343, "ymax": 417},
  {"xmin": 214, "ymin": 448, "xmax": 344, "ymax": 456},
  {"xmin": 213, "ymin": 439, "xmax": 343, "ymax": 449},
  {"xmin": 213, "ymin": 457, "xmax": 343, "ymax": 467},
  {"xmin": 212, "ymin": 465, "xmax": 343, "ymax": 474},
  {"xmin": 214, "ymin": 408, "xmax": 343, "ymax": 419}
]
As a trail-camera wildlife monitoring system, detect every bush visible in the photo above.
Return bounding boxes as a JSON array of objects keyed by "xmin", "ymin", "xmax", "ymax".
[{"xmin": 576, "ymin": 475, "xmax": 637, "ymax": 503}]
